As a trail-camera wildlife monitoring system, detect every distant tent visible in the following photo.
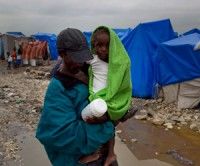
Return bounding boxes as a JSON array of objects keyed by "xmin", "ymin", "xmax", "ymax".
[
  {"xmin": 83, "ymin": 31, "xmax": 92, "ymax": 47},
  {"xmin": 83, "ymin": 28, "xmax": 131, "ymax": 47},
  {"xmin": 6, "ymin": 32, "xmax": 25, "ymax": 37},
  {"xmin": 154, "ymin": 33, "xmax": 200, "ymax": 86},
  {"xmin": 182, "ymin": 28, "xmax": 200, "ymax": 36},
  {"xmin": 0, "ymin": 34, "xmax": 4, "ymax": 59},
  {"xmin": 1, "ymin": 32, "xmax": 29, "ymax": 59},
  {"xmin": 32, "ymin": 33, "xmax": 58, "ymax": 60},
  {"xmin": 122, "ymin": 19, "xmax": 177, "ymax": 98},
  {"xmin": 113, "ymin": 28, "xmax": 132, "ymax": 40}
]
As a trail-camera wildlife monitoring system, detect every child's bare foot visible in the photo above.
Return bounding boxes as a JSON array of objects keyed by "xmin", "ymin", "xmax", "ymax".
[
  {"xmin": 104, "ymin": 154, "xmax": 117, "ymax": 166},
  {"xmin": 79, "ymin": 152, "xmax": 100, "ymax": 164}
]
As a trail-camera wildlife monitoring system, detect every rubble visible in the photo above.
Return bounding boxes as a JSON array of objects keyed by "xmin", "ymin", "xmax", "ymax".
[
  {"xmin": 0, "ymin": 64, "xmax": 51, "ymax": 164},
  {"xmin": 133, "ymin": 98, "xmax": 200, "ymax": 133}
]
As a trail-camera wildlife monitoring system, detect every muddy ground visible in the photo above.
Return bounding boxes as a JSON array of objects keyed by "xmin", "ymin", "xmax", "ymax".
[{"xmin": 0, "ymin": 60, "xmax": 200, "ymax": 166}]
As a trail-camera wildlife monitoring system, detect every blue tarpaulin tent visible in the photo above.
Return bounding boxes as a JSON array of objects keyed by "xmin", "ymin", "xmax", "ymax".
[
  {"xmin": 182, "ymin": 28, "xmax": 200, "ymax": 36},
  {"xmin": 154, "ymin": 33, "xmax": 200, "ymax": 88},
  {"xmin": 6, "ymin": 32, "xmax": 25, "ymax": 37},
  {"xmin": 122, "ymin": 19, "xmax": 177, "ymax": 98},
  {"xmin": 83, "ymin": 28, "xmax": 131, "ymax": 47},
  {"xmin": 32, "ymin": 33, "xmax": 58, "ymax": 60}
]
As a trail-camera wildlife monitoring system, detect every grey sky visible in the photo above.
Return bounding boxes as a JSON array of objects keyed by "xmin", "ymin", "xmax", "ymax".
[{"xmin": 0, "ymin": 0, "xmax": 200, "ymax": 36}]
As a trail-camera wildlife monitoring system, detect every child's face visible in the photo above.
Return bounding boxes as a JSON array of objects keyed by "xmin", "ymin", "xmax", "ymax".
[{"xmin": 94, "ymin": 32, "xmax": 109, "ymax": 62}]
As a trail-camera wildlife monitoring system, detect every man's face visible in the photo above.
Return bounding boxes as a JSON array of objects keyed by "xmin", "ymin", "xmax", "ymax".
[
  {"xmin": 62, "ymin": 54, "xmax": 83, "ymax": 74},
  {"xmin": 94, "ymin": 33, "xmax": 109, "ymax": 62}
]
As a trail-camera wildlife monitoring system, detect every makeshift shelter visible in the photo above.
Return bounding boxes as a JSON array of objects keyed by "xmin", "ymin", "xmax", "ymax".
[
  {"xmin": 21, "ymin": 41, "xmax": 49, "ymax": 66},
  {"xmin": 122, "ymin": 19, "xmax": 177, "ymax": 98},
  {"xmin": 0, "ymin": 34, "xmax": 4, "ymax": 59},
  {"xmin": 83, "ymin": 28, "xmax": 131, "ymax": 47},
  {"xmin": 182, "ymin": 28, "xmax": 200, "ymax": 36},
  {"xmin": 154, "ymin": 33, "xmax": 200, "ymax": 108},
  {"xmin": 155, "ymin": 33, "xmax": 200, "ymax": 86},
  {"xmin": 32, "ymin": 33, "xmax": 58, "ymax": 60},
  {"xmin": 1, "ymin": 32, "xmax": 30, "ymax": 59}
]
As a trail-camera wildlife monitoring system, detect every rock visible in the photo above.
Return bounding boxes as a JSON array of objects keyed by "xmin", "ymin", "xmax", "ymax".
[
  {"xmin": 190, "ymin": 122, "xmax": 200, "ymax": 131},
  {"xmin": 121, "ymin": 139, "xmax": 126, "ymax": 142},
  {"xmin": 194, "ymin": 115, "xmax": 199, "ymax": 120},
  {"xmin": 156, "ymin": 105, "xmax": 162, "ymax": 109},
  {"xmin": 164, "ymin": 123, "xmax": 173, "ymax": 129},
  {"xmin": 131, "ymin": 138, "xmax": 138, "ymax": 143},
  {"xmin": 134, "ymin": 109, "xmax": 148, "ymax": 120},
  {"xmin": 134, "ymin": 114, "xmax": 147, "ymax": 120},
  {"xmin": 152, "ymin": 117, "xmax": 164, "ymax": 126},
  {"xmin": 26, "ymin": 68, "xmax": 31, "ymax": 72},
  {"xmin": 45, "ymin": 73, "xmax": 51, "ymax": 78},
  {"xmin": 147, "ymin": 108, "xmax": 156, "ymax": 117},
  {"xmin": 140, "ymin": 109, "xmax": 147, "ymax": 114},
  {"xmin": 31, "ymin": 109, "xmax": 37, "ymax": 113},
  {"xmin": 181, "ymin": 121, "xmax": 188, "ymax": 125},
  {"xmin": 157, "ymin": 98, "xmax": 163, "ymax": 103},
  {"xmin": 190, "ymin": 123, "xmax": 198, "ymax": 131},
  {"xmin": 116, "ymin": 130, "xmax": 122, "ymax": 134},
  {"xmin": 164, "ymin": 120, "xmax": 176, "ymax": 125},
  {"xmin": 7, "ymin": 93, "xmax": 14, "ymax": 97}
]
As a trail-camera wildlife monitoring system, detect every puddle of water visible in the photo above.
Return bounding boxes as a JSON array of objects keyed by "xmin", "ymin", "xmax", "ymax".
[
  {"xmin": 118, "ymin": 119, "xmax": 200, "ymax": 166},
  {"xmin": 115, "ymin": 136, "xmax": 172, "ymax": 166},
  {"xmin": 18, "ymin": 133, "xmax": 50, "ymax": 166},
  {"xmin": 7, "ymin": 132, "xmax": 172, "ymax": 166}
]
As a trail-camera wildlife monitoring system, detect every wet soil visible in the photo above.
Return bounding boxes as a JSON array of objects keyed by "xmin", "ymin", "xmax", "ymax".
[{"xmin": 117, "ymin": 119, "xmax": 200, "ymax": 166}]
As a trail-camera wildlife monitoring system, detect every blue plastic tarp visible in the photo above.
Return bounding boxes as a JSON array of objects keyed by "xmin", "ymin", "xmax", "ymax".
[
  {"xmin": 182, "ymin": 28, "xmax": 200, "ymax": 36},
  {"xmin": 122, "ymin": 19, "xmax": 177, "ymax": 98},
  {"xmin": 6, "ymin": 32, "xmax": 25, "ymax": 37},
  {"xmin": 32, "ymin": 33, "xmax": 58, "ymax": 60},
  {"xmin": 83, "ymin": 28, "xmax": 131, "ymax": 47},
  {"xmin": 154, "ymin": 33, "xmax": 200, "ymax": 87},
  {"xmin": 83, "ymin": 31, "xmax": 92, "ymax": 47}
]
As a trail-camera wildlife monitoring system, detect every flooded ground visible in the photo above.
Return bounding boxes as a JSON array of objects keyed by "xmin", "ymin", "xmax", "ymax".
[
  {"xmin": 117, "ymin": 119, "xmax": 200, "ymax": 166},
  {"xmin": 8, "ymin": 130, "xmax": 172, "ymax": 166}
]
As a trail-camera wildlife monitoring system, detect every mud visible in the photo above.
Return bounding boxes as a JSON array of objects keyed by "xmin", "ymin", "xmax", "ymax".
[{"xmin": 117, "ymin": 119, "xmax": 200, "ymax": 166}]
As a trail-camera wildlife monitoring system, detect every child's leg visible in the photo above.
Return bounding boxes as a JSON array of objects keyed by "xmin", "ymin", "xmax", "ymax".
[
  {"xmin": 104, "ymin": 137, "xmax": 117, "ymax": 166},
  {"xmin": 7, "ymin": 62, "xmax": 11, "ymax": 69},
  {"xmin": 79, "ymin": 149, "xmax": 101, "ymax": 164}
]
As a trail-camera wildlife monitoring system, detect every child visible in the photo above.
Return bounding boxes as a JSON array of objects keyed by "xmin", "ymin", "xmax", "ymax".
[
  {"xmin": 16, "ymin": 45, "xmax": 22, "ymax": 67},
  {"xmin": 11, "ymin": 47, "xmax": 17, "ymax": 68},
  {"xmin": 7, "ymin": 52, "xmax": 12, "ymax": 70},
  {"xmin": 80, "ymin": 26, "xmax": 132, "ymax": 166}
]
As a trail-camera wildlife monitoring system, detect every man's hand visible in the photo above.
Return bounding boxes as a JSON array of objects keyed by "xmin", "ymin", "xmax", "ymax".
[{"xmin": 86, "ymin": 113, "xmax": 109, "ymax": 124}]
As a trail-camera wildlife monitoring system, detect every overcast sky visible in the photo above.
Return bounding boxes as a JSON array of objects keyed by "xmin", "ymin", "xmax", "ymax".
[{"xmin": 0, "ymin": 0, "xmax": 199, "ymax": 36}]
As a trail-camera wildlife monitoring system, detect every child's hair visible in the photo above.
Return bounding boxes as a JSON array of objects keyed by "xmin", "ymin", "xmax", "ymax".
[
  {"xmin": 91, "ymin": 27, "xmax": 110, "ymax": 50},
  {"xmin": 7, "ymin": 51, "xmax": 10, "ymax": 55}
]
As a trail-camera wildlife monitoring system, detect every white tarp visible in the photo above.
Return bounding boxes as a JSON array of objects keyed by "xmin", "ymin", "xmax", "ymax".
[
  {"xmin": 162, "ymin": 78, "xmax": 200, "ymax": 109},
  {"xmin": 178, "ymin": 78, "xmax": 200, "ymax": 109}
]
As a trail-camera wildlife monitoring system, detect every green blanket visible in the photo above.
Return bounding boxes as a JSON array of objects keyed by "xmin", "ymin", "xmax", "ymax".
[{"xmin": 89, "ymin": 26, "xmax": 132, "ymax": 121}]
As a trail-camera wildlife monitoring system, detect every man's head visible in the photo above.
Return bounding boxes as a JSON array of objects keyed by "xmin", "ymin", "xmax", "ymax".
[
  {"xmin": 57, "ymin": 28, "xmax": 93, "ymax": 63},
  {"xmin": 57, "ymin": 28, "xmax": 93, "ymax": 74}
]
